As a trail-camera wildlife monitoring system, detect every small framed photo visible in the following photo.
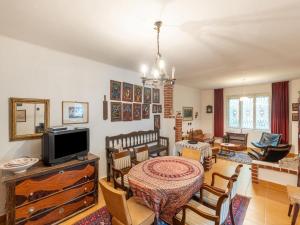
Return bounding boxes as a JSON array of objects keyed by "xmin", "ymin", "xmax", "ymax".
[
  {"xmin": 144, "ymin": 87, "xmax": 152, "ymax": 104},
  {"xmin": 182, "ymin": 107, "xmax": 193, "ymax": 121},
  {"xmin": 152, "ymin": 88, "xmax": 160, "ymax": 103},
  {"xmin": 122, "ymin": 82, "xmax": 133, "ymax": 102},
  {"xmin": 157, "ymin": 105, "xmax": 162, "ymax": 113},
  {"xmin": 134, "ymin": 85, "xmax": 143, "ymax": 103},
  {"xmin": 111, "ymin": 102, "xmax": 122, "ymax": 122},
  {"xmin": 110, "ymin": 80, "xmax": 121, "ymax": 101},
  {"xmin": 154, "ymin": 115, "xmax": 160, "ymax": 130},
  {"xmin": 292, "ymin": 113, "xmax": 299, "ymax": 121},
  {"xmin": 16, "ymin": 110, "xmax": 26, "ymax": 122},
  {"xmin": 122, "ymin": 103, "xmax": 132, "ymax": 121},
  {"xmin": 142, "ymin": 104, "xmax": 150, "ymax": 119},
  {"xmin": 133, "ymin": 103, "xmax": 142, "ymax": 120},
  {"xmin": 292, "ymin": 103, "xmax": 299, "ymax": 111},
  {"xmin": 152, "ymin": 104, "xmax": 158, "ymax": 113},
  {"xmin": 62, "ymin": 101, "xmax": 89, "ymax": 124}
]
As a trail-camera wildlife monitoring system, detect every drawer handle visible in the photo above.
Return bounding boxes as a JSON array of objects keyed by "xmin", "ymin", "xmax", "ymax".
[
  {"xmin": 84, "ymin": 187, "xmax": 88, "ymax": 192},
  {"xmin": 83, "ymin": 200, "xmax": 87, "ymax": 205},
  {"xmin": 28, "ymin": 207, "xmax": 35, "ymax": 215},
  {"xmin": 84, "ymin": 175, "xmax": 88, "ymax": 179},
  {"xmin": 29, "ymin": 192, "xmax": 33, "ymax": 196},
  {"xmin": 59, "ymin": 170, "xmax": 64, "ymax": 174},
  {"xmin": 59, "ymin": 207, "xmax": 65, "ymax": 214}
]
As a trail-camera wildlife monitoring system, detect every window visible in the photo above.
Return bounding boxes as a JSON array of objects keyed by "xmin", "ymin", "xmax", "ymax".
[{"xmin": 227, "ymin": 95, "xmax": 270, "ymax": 130}]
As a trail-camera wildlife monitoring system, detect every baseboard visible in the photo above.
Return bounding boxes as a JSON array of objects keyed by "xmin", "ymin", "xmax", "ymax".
[{"xmin": 0, "ymin": 214, "xmax": 6, "ymax": 225}]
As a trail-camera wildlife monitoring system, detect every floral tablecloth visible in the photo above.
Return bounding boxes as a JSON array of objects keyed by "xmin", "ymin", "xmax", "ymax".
[
  {"xmin": 174, "ymin": 140, "xmax": 212, "ymax": 163},
  {"xmin": 128, "ymin": 156, "xmax": 204, "ymax": 224}
]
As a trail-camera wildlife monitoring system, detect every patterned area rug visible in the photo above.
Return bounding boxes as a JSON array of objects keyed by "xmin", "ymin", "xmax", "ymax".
[
  {"xmin": 74, "ymin": 195, "xmax": 250, "ymax": 225},
  {"xmin": 218, "ymin": 151, "xmax": 253, "ymax": 164}
]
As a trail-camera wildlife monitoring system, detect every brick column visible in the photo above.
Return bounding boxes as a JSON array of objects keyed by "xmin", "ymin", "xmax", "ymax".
[
  {"xmin": 164, "ymin": 83, "xmax": 173, "ymax": 118},
  {"xmin": 175, "ymin": 114, "xmax": 182, "ymax": 142},
  {"xmin": 251, "ymin": 163, "xmax": 259, "ymax": 184}
]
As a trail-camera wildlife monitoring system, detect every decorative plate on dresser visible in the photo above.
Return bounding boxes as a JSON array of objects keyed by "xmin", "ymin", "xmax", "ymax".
[{"xmin": 1, "ymin": 153, "xmax": 99, "ymax": 225}]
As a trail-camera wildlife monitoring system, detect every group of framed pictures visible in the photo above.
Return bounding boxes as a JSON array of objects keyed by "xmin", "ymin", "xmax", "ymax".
[
  {"xmin": 110, "ymin": 80, "xmax": 160, "ymax": 103},
  {"xmin": 110, "ymin": 80, "xmax": 162, "ymax": 129}
]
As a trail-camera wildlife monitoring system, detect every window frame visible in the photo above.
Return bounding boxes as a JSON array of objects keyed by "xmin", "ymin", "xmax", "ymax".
[{"xmin": 226, "ymin": 93, "xmax": 271, "ymax": 131}]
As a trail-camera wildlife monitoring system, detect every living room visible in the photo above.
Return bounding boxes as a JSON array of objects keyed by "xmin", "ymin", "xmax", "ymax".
[{"xmin": 0, "ymin": 1, "xmax": 300, "ymax": 225}]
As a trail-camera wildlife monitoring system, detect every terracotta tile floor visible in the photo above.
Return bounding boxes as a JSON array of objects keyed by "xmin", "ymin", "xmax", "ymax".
[{"xmin": 63, "ymin": 158, "xmax": 299, "ymax": 225}]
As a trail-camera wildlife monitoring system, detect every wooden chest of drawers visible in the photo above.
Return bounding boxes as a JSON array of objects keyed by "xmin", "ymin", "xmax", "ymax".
[{"xmin": 2, "ymin": 153, "xmax": 99, "ymax": 225}]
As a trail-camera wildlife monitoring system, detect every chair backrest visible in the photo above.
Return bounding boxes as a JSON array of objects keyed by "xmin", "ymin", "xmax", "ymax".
[
  {"xmin": 259, "ymin": 132, "xmax": 282, "ymax": 147},
  {"xmin": 112, "ymin": 150, "xmax": 131, "ymax": 170},
  {"xmin": 231, "ymin": 164, "xmax": 243, "ymax": 199},
  {"xmin": 216, "ymin": 180, "xmax": 233, "ymax": 224},
  {"xmin": 134, "ymin": 145, "xmax": 149, "ymax": 162},
  {"xmin": 263, "ymin": 144, "xmax": 291, "ymax": 162},
  {"xmin": 181, "ymin": 148, "xmax": 201, "ymax": 161},
  {"xmin": 99, "ymin": 180, "xmax": 132, "ymax": 225}
]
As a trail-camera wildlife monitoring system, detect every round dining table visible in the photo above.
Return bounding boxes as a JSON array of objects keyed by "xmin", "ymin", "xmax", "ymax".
[{"xmin": 128, "ymin": 156, "xmax": 204, "ymax": 224}]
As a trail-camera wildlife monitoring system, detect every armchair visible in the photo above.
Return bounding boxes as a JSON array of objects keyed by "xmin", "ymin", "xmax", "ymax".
[
  {"xmin": 173, "ymin": 181, "xmax": 233, "ymax": 225},
  {"xmin": 112, "ymin": 150, "xmax": 132, "ymax": 197},
  {"xmin": 251, "ymin": 132, "xmax": 282, "ymax": 149},
  {"xmin": 248, "ymin": 144, "xmax": 291, "ymax": 162}
]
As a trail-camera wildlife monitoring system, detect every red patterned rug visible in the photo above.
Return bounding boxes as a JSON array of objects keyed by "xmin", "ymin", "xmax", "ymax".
[{"xmin": 74, "ymin": 194, "xmax": 250, "ymax": 225}]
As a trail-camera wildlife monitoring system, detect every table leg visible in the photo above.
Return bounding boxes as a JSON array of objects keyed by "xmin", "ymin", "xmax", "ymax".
[{"xmin": 291, "ymin": 203, "xmax": 299, "ymax": 225}]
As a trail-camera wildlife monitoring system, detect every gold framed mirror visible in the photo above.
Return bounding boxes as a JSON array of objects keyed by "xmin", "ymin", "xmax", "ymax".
[{"xmin": 9, "ymin": 98, "xmax": 50, "ymax": 141}]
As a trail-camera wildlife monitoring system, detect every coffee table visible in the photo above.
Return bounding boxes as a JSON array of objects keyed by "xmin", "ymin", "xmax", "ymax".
[{"xmin": 219, "ymin": 143, "xmax": 242, "ymax": 157}]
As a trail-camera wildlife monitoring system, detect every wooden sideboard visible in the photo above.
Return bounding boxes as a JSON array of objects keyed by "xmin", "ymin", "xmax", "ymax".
[{"xmin": 2, "ymin": 153, "xmax": 99, "ymax": 225}]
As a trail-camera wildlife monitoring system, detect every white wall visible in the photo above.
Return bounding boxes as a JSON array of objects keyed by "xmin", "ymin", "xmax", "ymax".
[
  {"xmin": 289, "ymin": 78, "xmax": 300, "ymax": 154},
  {"xmin": 173, "ymin": 85, "xmax": 202, "ymax": 135},
  {"xmin": 0, "ymin": 35, "xmax": 166, "ymax": 214},
  {"xmin": 199, "ymin": 90, "xmax": 214, "ymax": 135}
]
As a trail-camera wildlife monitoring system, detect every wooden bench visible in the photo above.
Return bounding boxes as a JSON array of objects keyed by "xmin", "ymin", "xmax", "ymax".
[{"xmin": 105, "ymin": 130, "xmax": 169, "ymax": 181}]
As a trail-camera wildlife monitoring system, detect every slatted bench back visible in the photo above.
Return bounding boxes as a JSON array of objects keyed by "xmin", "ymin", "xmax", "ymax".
[{"xmin": 106, "ymin": 130, "xmax": 159, "ymax": 150}]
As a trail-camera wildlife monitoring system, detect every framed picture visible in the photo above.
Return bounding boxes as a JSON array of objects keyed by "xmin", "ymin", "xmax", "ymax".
[
  {"xmin": 152, "ymin": 104, "xmax": 158, "ymax": 113},
  {"xmin": 110, "ymin": 80, "xmax": 121, "ymax": 101},
  {"xmin": 142, "ymin": 104, "xmax": 150, "ymax": 119},
  {"xmin": 157, "ymin": 104, "xmax": 162, "ymax": 113},
  {"xmin": 144, "ymin": 87, "xmax": 152, "ymax": 103},
  {"xmin": 154, "ymin": 115, "xmax": 160, "ymax": 130},
  {"xmin": 16, "ymin": 110, "xmax": 26, "ymax": 122},
  {"xmin": 152, "ymin": 88, "xmax": 160, "ymax": 103},
  {"xmin": 182, "ymin": 107, "xmax": 193, "ymax": 121},
  {"xmin": 292, "ymin": 103, "xmax": 299, "ymax": 111},
  {"xmin": 122, "ymin": 103, "xmax": 133, "ymax": 121},
  {"xmin": 111, "ymin": 102, "xmax": 122, "ymax": 122},
  {"xmin": 133, "ymin": 103, "xmax": 142, "ymax": 120},
  {"xmin": 292, "ymin": 113, "xmax": 299, "ymax": 121},
  {"xmin": 62, "ymin": 101, "xmax": 89, "ymax": 124},
  {"xmin": 134, "ymin": 85, "xmax": 143, "ymax": 102},
  {"xmin": 122, "ymin": 82, "xmax": 133, "ymax": 102},
  {"xmin": 206, "ymin": 105, "xmax": 213, "ymax": 113}
]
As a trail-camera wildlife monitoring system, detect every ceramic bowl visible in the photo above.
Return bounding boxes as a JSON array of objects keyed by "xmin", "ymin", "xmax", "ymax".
[{"xmin": 0, "ymin": 158, "xmax": 39, "ymax": 174}]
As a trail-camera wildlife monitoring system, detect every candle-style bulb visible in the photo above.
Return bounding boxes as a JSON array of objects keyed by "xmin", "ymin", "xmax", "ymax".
[{"xmin": 171, "ymin": 66, "xmax": 175, "ymax": 79}]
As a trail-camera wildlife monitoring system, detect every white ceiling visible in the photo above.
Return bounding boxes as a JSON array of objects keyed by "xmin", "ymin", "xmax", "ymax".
[{"xmin": 0, "ymin": 0, "xmax": 300, "ymax": 89}]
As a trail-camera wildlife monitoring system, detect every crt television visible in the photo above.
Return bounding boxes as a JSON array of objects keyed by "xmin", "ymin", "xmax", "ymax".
[{"xmin": 42, "ymin": 128, "xmax": 89, "ymax": 166}]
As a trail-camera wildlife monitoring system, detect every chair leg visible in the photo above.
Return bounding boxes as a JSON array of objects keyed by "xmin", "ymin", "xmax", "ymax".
[
  {"xmin": 289, "ymin": 204, "xmax": 293, "ymax": 217},
  {"xmin": 230, "ymin": 202, "xmax": 236, "ymax": 225},
  {"xmin": 291, "ymin": 203, "xmax": 299, "ymax": 225}
]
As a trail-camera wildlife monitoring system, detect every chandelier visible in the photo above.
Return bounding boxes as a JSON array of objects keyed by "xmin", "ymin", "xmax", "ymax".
[{"xmin": 141, "ymin": 21, "xmax": 176, "ymax": 86}]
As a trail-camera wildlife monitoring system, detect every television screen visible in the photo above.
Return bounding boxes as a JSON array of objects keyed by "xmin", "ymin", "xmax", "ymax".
[{"xmin": 54, "ymin": 131, "xmax": 88, "ymax": 159}]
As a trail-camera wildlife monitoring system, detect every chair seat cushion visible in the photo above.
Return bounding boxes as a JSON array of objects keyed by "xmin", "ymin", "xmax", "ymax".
[
  {"xmin": 127, "ymin": 198, "xmax": 155, "ymax": 225},
  {"xmin": 116, "ymin": 174, "xmax": 130, "ymax": 188},
  {"xmin": 287, "ymin": 185, "xmax": 300, "ymax": 204},
  {"xmin": 175, "ymin": 199, "xmax": 216, "ymax": 225}
]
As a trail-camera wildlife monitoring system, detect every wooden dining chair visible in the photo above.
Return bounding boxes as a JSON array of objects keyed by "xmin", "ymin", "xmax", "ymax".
[
  {"xmin": 195, "ymin": 164, "xmax": 243, "ymax": 225},
  {"xmin": 112, "ymin": 150, "xmax": 132, "ymax": 197},
  {"xmin": 100, "ymin": 180, "xmax": 155, "ymax": 225},
  {"xmin": 173, "ymin": 180, "xmax": 233, "ymax": 225},
  {"xmin": 181, "ymin": 148, "xmax": 201, "ymax": 161},
  {"xmin": 134, "ymin": 145, "xmax": 150, "ymax": 164}
]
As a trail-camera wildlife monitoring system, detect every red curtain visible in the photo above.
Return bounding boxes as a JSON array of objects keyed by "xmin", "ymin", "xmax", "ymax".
[
  {"xmin": 214, "ymin": 89, "xmax": 224, "ymax": 137},
  {"xmin": 271, "ymin": 81, "xmax": 289, "ymax": 144}
]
